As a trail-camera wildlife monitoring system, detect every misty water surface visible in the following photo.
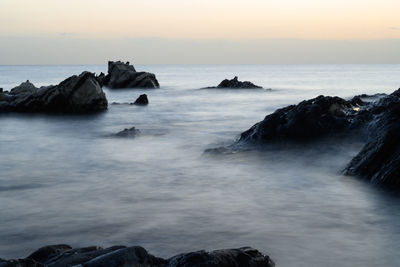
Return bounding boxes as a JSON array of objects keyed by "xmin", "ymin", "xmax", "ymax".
[{"xmin": 1, "ymin": 64, "xmax": 400, "ymax": 266}]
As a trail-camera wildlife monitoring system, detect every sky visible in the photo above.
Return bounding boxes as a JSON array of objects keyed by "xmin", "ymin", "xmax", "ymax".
[{"xmin": 1, "ymin": 0, "xmax": 400, "ymax": 64}]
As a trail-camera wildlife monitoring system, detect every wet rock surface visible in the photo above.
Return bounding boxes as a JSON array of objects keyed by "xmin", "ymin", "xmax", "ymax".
[
  {"xmin": 205, "ymin": 76, "xmax": 262, "ymax": 89},
  {"xmin": 1, "ymin": 245, "xmax": 273, "ymax": 267},
  {"xmin": 0, "ymin": 72, "xmax": 108, "ymax": 113},
  {"xmin": 103, "ymin": 61, "xmax": 159, "ymax": 89}
]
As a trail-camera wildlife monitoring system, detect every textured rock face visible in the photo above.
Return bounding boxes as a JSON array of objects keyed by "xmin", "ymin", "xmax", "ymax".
[
  {"xmin": 344, "ymin": 90, "xmax": 400, "ymax": 188},
  {"xmin": 0, "ymin": 72, "xmax": 108, "ymax": 113},
  {"xmin": 1, "ymin": 245, "xmax": 273, "ymax": 267},
  {"xmin": 133, "ymin": 94, "xmax": 149, "ymax": 105},
  {"xmin": 206, "ymin": 76, "xmax": 262, "ymax": 89},
  {"xmin": 239, "ymin": 95, "xmax": 356, "ymax": 144},
  {"xmin": 168, "ymin": 247, "xmax": 275, "ymax": 267},
  {"xmin": 103, "ymin": 61, "xmax": 159, "ymax": 89}
]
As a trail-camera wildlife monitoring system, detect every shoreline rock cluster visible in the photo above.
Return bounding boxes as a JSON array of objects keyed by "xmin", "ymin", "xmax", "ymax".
[
  {"xmin": 0, "ymin": 62, "xmax": 159, "ymax": 114},
  {"xmin": 217, "ymin": 89, "xmax": 400, "ymax": 190},
  {"xmin": 0, "ymin": 245, "xmax": 274, "ymax": 267},
  {"xmin": 0, "ymin": 72, "xmax": 108, "ymax": 113}
]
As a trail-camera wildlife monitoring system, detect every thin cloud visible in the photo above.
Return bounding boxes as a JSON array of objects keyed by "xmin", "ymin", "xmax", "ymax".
[{"xmin": 388, "ymin": 27, "xmax": 400, "ymax": 31}]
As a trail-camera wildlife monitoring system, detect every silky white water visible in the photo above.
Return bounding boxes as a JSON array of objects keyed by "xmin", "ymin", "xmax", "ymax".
[{"xmin": 1, "ymin": 64, "xmax": 400, "ymax": 266}]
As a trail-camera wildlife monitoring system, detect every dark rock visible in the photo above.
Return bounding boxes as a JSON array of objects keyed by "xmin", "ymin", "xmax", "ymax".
[
  {"xmin": 44, "ymin": 246, "xmax": 126, "ymax": 267},
  {"xmin": 132, "ymin": 94, "xmax": 149, "ymax": 105},
  {"xmin": 344, "ymin": 90, "xmax": 400, "ymax": 189},
  {"xmin": 103, "ymin": 61, "xmax": 159, "ymax": 89},
  {"xmin": 114, "ymin": 127, "xmax": 140, "ymax": 137},
  {"xmin": 95, "ymin": 72, "xmax": 106, "ymax": 87},
  {"xmin": 83, "ymin": 246, "xmax": 166, "ymax": 267},
  {"xmin": 26, "ymin": 244, "xmax": 71, "ymax": 263},
  {"xmin": 238, "ymin": 95, "xmax": 356, "ymax": 144},
  {"xmin": 206, "ymin": 76, "xmax": 262, "ymax": 89},
  {"xmin": 210, "ymin": 85, "xmax": 400, "ymax": 190},
  {"xmin": 0, "ymin": 88, "xmax": 3, "ymax": 93},
  {"xmin": 168, "ymin": 247, "xmax": 274, "ymax": 267},
  {"xmin": 2, "ymin": 245, "xmax": 273, "ymax": 267},
  {"xmin": 0, "ymin": 258, "xmax": 43, "ymax": 267},
  {"xmin": 0, "ymin": 72, "xmax": 107, "ymax": 113}
]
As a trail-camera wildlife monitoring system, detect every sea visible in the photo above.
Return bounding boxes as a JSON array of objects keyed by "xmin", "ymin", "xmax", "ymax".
[{"xmin": 1, "ymin": 64, "xmax": 400, "ymax": 266}]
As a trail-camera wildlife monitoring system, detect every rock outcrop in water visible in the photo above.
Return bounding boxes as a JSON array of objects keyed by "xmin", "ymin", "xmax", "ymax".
[
  {"xmin": 212, "ymin": 88, "xmax": 400, "ymax": 190},
  {"xmin": 0, "ymin": 245, "xmax": 274, "ymax": 267},
  {"xmin": 114, "ymin": 127, "xmax": 140, "ymax": 137},
  {"xmin": 132, "ymin": 94, "xmax": 149, "ymax": 105},
  {"xmin": 238, "ymin": 95, "xmax": 357, "ymax": 143},
  {"xmin": 206, "ymin": 76, "xmax": 262, "ymax": 89},
  {"xmin": 103, "ymin": 61, "xmax": 160, "ymax": 89},
  {"xmin": 0, "ymin": 72, "xmax": 108, "ymax": 113}
]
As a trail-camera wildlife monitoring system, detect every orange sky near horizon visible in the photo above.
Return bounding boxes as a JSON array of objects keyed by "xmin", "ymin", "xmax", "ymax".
[{"xmin": 1, "ymin": 0, "xmax": 400, "ymax": 40}]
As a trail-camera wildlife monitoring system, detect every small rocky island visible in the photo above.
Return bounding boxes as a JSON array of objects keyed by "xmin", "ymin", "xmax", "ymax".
[
  {"xmin": 101, "ymin": 61, "xmax": 159, "ymax": 89},
  {"xmin": 210, "ymin": 89, "xmax": 400, "ymax": 191},
  {"xmin": 0, "ymin": 61, "xmax": 159, "ymax": 113},
  {"xmin": 0, "ymin": 245, "xmax": 274, "ymax": 267},
  {"xmin": 0, "ymin": 72, "xmax": 107, "ymax": 113},
  {"xmin": 205, "ymin": 76, "xmax": 262, "ymax": 89}
]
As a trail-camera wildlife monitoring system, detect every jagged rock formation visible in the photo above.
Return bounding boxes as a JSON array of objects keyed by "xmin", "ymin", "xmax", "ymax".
[
  {"xmin": 0, "ymin": 72, "xmax": 108, "ymax": 113},
  {"xmin": 205, "ymin": 76, "xmax": 262, "ymax": 89},
  {"xmin": 103, "ymin": 61, "xmax": 159, "ymax": 89},
  {"xmin": 0, "ymin": 245, "xmax": 274, "ymax": 267},
  {"xmin": 132, "ymin": 94, "xmax": 149, "ymax": 105}
]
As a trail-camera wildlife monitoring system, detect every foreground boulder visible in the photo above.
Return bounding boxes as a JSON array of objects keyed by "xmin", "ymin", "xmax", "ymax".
[
  {"xmin": 0, "ymin": 245, "xmax": 274, "ymax": 267},
  {"xmin": 206, "ymin": 76, "xmax": 262, "ymax": 89},
  {"xmin": 168, "ymin": 247, "xmax": 274, "ymax": 267},
  {"xmin": 103, "ymin": 61, "xmax": 159, "ymax": 89},
  {"xmin": 0, "ymin": 72, "xmax": 108, "ymax": 113}
]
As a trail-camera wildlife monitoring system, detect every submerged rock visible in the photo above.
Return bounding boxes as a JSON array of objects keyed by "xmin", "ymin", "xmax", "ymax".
[
  {"xmin": 206, "ymin": 76, "xmax": 262, "ymax": 89},
  {"xmin": 0, "ymin": 72, "xmax": 108, "ymax": 113},
  {"xmin": 132, "ymin": 94, "xmax": 149, "ymax": 105},
  {"xmin": 103, "ymin": 61, "xmax": 159, "ymax": 89},
  {"xmin": 114, "ymin": 127, "xmax": 140, "ymax": 137},
  {"xmin": 2, "ymin": 245, "xmax": 273, "ymax": 267}
]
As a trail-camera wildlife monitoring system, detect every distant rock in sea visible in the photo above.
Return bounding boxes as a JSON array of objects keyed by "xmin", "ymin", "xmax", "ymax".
[
  {"xmin": 103, "ymin": 61, "xmax": 160, "ymax": 89},
  {"xmin": 205, "ymin": 76, "xmax": 262, "ymax": 89},
  {"xmin": 132, "ymin": 94, "xmax": 149, "ymax": 105},
  {"xmin": 114, "ymin": 127, "xmax": 140, "ymax": 137},
  {"xmin": 0, "ymin": 244, "xmax": 274, "ymax": 267},
  {"xmin": 0, "ymin": 72, "xmax": 108, "ymax": 113}
]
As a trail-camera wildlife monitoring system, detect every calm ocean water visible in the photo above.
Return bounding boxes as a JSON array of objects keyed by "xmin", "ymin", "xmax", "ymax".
[{"xmin": 1, "ymin": 64, "xmax": 400, "ymax": 266}]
